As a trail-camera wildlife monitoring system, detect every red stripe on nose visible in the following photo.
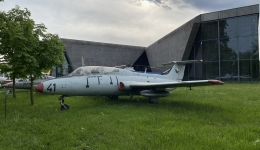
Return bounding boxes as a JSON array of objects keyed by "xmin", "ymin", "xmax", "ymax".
[{"xmin": 35, "ymin": 83, "xmax": 43, "ymax": 93}]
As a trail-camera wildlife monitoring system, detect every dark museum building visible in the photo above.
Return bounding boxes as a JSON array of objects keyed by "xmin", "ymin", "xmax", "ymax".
[{"xmin": 52, "ymin": 4, "xmax": 259, "ymax": 82}]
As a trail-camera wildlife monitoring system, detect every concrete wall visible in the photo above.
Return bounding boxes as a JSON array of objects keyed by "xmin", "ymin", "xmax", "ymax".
[
  {"xmin": 201, "ymin": 4, "xmax": 259, "ymax": 22},
  {"xmin": 145, "ymin": 16, "xmax": 200, "ymax": 71},
  {"xmin": 62, "ymin": 38, "xmax": 145, "ymax": 70}
]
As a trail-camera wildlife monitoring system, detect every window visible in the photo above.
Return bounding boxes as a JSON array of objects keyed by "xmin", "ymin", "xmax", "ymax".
[
  {"xmin": 220, "ymin": 38, "xmax": 238, "ymax": 61},
  {"xmin": 239, "ymin": 35, "xmax": 258, "ymax": 60},
  {"xmin": 219, "ymin": 18, "xmax": 237, "ymax": 38},
  {"xmin": 202, "ymin": 21, "xmax": 218, "ymax": 40},
  {"xmin": 186, "ymin": 14, "xmax": 259, "ymax": 82},
  {"xmin": 238, "ymin": 15, "xmax": 258, "ymax": 36},
  {"xmin": 202, "ymin": 40, "xmax": 218, "ymax": 61}
]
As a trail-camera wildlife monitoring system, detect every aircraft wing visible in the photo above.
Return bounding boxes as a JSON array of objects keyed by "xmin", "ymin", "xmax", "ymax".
[{"xmin": 119, "ymin": 80, "xmax": 224, "ymax": 90}]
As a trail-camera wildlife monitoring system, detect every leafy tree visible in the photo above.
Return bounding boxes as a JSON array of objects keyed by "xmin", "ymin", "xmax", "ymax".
[
  {"xmin": 26, "ymin": 27, "xmax": 64, "ymax": 105},
  {"xmin": 0, "ymin": 6, "xmax": 64, "ymax": 105},
  {"xmin": 0, "ymin": 6, "xmax": 34, "ymax": 98}
]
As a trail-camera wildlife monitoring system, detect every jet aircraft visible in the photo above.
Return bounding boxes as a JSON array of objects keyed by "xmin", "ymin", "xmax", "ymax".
[
  {"xmin": 35, "ymin": 60, "xmax": 224, "ymax": 110},
  {"xmin": 3, "ymin": 73, "xmax": 55, "ymax": 89},
  {"xmin": 0, "ymin": 74, "xmax": 11, "ymax": 84},
  {"xmin": 3, "ymin": 79, "xmax": 45, "ymax": 89},
  {"xmin": 0, "ymin": 76, "xmax": 7, "ymax": 82}
]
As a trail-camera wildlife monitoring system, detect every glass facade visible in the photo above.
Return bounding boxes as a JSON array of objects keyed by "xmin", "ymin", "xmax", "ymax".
[
  {"xmin": 50, "ymin": 52, "xmax": 71, "ymax": 77},
  {"xmin": 187, "ymin": 14, "xmax": 259, "ymax": 82},
  {"xmin": 132, "ymin": 51, "xmax": 151, "ymax": 72}
]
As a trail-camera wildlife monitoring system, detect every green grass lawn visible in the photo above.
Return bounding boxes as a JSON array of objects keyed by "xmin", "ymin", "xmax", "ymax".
[{"xmin": 0, "ymin": 83, "xmax": 260, "ymax": 150}]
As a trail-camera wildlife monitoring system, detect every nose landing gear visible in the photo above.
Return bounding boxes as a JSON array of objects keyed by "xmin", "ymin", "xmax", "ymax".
[{"xmin": 58, "ymin": 95, "xmax": 70, "ymax": 110}]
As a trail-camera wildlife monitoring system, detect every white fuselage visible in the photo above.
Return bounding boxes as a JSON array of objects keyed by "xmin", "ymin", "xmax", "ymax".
[
  {"xmin": 36, "ymin": 62, "xmax": 224, "ymax": 99},
  {"xmin": 41, "ymin": 70, "xmax": 173, "ymax": 96}
]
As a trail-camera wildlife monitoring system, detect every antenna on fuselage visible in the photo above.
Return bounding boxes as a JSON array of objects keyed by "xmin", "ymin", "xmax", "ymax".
[{"xmin": 81, "ymin": 56, "xmax": 85, "ymax": 67}]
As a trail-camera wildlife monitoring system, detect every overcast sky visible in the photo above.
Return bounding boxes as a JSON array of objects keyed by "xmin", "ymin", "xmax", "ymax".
[{"xmin": 1, "ymin": 0, "xmax": 259, "ymax": 47}]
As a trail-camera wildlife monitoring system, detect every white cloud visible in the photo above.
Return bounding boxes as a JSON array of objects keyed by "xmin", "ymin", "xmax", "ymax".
[{"xmin": 0, "ymin": 0, "xmax": 258, "ymax": 48}]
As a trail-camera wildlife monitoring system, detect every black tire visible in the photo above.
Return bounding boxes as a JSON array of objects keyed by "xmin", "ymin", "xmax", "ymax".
[
  {"xmin": 111, "ymin": 95, "xmax": 118, "ymax": 100},
  {"xmin": 149, "ymin": 98, "xmax": 158, "ymax": 104},
  {"xmin": 61, "ymin": 104, "xmax": 70, "ymax": 110},
  {"xmin": 107, "ymin": 96, "xmax": 118, "ymax": 100}
]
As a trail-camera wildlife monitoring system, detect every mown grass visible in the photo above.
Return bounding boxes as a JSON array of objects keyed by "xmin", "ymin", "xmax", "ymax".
[{"xmin": 0, "ymin": 83, "xmax": 260, "ymax": 150}]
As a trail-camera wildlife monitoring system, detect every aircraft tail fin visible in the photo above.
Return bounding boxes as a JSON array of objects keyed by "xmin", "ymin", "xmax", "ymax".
[{"xmin": 162, "ymin": 60, "xmax": 202, "ymax": 81}]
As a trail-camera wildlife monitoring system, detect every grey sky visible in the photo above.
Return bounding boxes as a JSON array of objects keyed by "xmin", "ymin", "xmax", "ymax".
[{"xmin": 1, "ymin": 0, "xmax": 259, "ymax": 47}]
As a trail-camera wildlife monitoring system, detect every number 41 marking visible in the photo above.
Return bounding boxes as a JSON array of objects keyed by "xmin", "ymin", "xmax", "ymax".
[{"xmin": 47, "ymin": 83, "xmax": 56, "ymax": 92}]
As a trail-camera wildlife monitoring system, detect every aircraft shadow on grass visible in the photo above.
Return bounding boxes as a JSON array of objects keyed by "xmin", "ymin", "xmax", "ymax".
[{"xmin": 76, "ymin": 96, "xmax": 224, "ymax": 115}]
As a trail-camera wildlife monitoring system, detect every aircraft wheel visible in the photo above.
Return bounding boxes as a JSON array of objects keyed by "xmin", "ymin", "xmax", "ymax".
[
  {"xmin": 108, "ymin": 96, "xmax": 118, "ymax": 100},
  {"xmin": 149, "ymin": 98, "xmax": 158, "ymax": 104},
  {"xmin": 61, "ymin": 104, "xmax": 70, "ymax": 110},
  {"xmin": 111, "ymin": 96, "xmax": 118, "ymax": 100}
]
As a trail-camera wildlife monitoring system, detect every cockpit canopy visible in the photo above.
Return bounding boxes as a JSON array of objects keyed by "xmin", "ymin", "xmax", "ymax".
[{"xmin": 68, "ymin": 66, "xmax": 119, "ymax": 76}]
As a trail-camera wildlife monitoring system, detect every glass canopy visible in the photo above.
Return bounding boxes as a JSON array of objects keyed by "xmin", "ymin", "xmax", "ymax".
[{"xmin": 68, "ymin": 66, "xmax": 119, "ymax": 76}]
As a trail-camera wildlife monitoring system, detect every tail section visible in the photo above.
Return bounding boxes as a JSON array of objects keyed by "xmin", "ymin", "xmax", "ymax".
[{"xmin": 162, "ymin": 60, "xmax": 202, "ymax": 81}]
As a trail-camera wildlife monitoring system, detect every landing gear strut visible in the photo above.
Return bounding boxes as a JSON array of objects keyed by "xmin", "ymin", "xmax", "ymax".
[{"xmin": 58, "ymin": 95, "xmax": 70, "ymax": 110}]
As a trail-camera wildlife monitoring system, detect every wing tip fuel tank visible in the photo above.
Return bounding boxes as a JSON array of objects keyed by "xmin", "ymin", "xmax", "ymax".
[
  {"xmin": 208, "ymin": 80, "xmax": 225, "ymax": 85},
  {"xmin": 35, "ymin": 83, "xmax": 43, "ymax": 93}
]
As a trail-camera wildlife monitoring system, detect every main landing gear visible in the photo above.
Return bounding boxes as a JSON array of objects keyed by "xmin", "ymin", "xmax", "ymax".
[
  {"xmin": 149, "ymin": 97, "xmax": 158, "ymax": 104},
  {"xmin": 58, "ymin": 95, "xmax": 70, "ymax": 110},
  {"xmin": 107, "ymin": 95, "xmax": 118, "ymax": 100}
]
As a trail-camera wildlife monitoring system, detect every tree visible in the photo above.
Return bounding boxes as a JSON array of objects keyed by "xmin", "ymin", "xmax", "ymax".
[
  {"xmin": 0, "ymin": 6, "xmax": 34, "ymax": 98},
  {"xmin": 26, "ymin": 28, "xmax": 64, "ymax": 105},
  {"xmin": 0, "ymin": 6, "xmax": 64, "ymax": 105}
]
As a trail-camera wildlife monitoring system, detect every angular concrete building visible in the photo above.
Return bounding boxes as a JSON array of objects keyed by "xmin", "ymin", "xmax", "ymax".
[{"xmin": 54, "ymin": 4, "xmax": 259, "ymax": 82}]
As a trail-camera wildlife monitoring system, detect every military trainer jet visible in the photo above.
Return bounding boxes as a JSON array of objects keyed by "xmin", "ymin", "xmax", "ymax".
[
  {"xmin": 35, "ymin": 60, "xmax": 224, "ymax": 110},
  {"xmin": 0, "ymin": 74, "xmax": 11, "ymax": 84},
  {"xmin": 3, "ymin": 79, "xmax": 45, "ymax": 89},
  {"xmin": 3, "ymin": 73, "xmax": 55, "ymax": 89}
]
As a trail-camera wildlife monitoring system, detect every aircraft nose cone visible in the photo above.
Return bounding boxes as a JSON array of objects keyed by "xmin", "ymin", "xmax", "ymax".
[{"xmin": 35, "ymin": 83, "xmax": 43, "ymax": 93}]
